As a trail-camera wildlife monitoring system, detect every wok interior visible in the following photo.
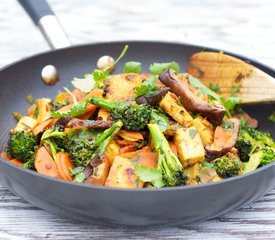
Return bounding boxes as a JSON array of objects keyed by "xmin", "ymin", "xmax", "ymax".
[{"xmin": 0, "ymin": 41, "xmax": 274, "ymax": 166}]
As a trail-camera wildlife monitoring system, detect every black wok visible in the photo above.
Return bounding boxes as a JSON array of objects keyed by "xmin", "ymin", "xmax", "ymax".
[{"xmin": 0, "ymin": 0, "xmax": 274, "ymax": 226}]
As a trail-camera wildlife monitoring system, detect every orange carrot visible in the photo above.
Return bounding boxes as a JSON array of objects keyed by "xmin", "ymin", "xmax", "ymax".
[
  {"xmin": 0, "ymin": 152, "xmax": 12, "ymax": 160},
  {"xmin": 119, "ymin": 145, "xmax": 137, "ymax": 154},
  {"xmin": 33, "ymin": 118, "xmax": 53, "ymax": 136},
  {"xmin": 120, "ymin": 147, "xmax": 158, "ymax": 168},
  {"xmin": 64, "ymin": 128, "xmax": 71, "ymax": 134},
  {"xmin": 34, "ymin": 146, "xmax": 60, "ymax": 178},
  {"xmin": 82, "ymin": 88, "xmax": 104, "ymax": 100},
  {"xmin": 78, "ymin": 104, "xmax": 97, "ymax": 120},
  {"xmin": 27, "ymin": 104, "xmax": 37, "ymax": 117},
  {"xmin": 55, "ymin": 152, "xmax": 74, "ymax": 181},
  {"xmin": 169, "ymin": 141, "xmax": 178, "ymax": 156},
  {"xmin": 10, "ymin": 159, "xmax": 24, "ymax": 166}
]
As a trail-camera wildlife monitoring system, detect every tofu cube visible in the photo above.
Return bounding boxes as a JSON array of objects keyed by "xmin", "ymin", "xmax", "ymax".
[{"xmin": 174, "ymin": 126, "xmax": 205, "ymax": 167}]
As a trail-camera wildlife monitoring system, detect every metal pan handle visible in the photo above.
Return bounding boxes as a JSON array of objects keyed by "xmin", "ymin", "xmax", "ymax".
[{"xmin": 18, "ymin": 0, "xmax": 71, "ymax": 49}]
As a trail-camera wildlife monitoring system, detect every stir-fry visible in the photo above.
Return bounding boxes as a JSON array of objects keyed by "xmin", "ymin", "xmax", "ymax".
[{"xmin": 1, "ymin": 45, "xmax": 275, "ymax": 188}]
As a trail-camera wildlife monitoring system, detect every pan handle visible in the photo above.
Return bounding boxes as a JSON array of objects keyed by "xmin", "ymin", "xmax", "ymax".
[{"xmin": 18, "ymin": 0, "xmax": 71, "ymax": 49}]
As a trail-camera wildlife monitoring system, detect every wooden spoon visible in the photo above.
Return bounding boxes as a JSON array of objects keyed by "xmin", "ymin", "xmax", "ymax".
[{"xmin": 187, "ymin": 51, "xmax": 275, "ymax": 105}]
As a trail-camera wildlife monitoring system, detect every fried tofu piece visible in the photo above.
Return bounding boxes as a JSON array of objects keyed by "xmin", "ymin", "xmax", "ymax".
[
  {"xmin": 160, "ymin": 92, "xmax": 193, "ymax": 127},
  {"xmin": 185, "ymin": 163, "xmax": 221, "ymax": 185},
  {"xmin": 105, "ymin": 156, "xmax": 143, "ymax": 188},
  {"xmin": 174, "ymin": 126, "xmax": 205, "ymax": 167},
  {"xmin": 104, "ymin": 140, "xmax": 120, "ymax": 166},
  {"xmin": 12, "ymin": 116, "xmax": 38, "ymax": 133},
  {"xmin": 192, "ymin": 116, "xmax": 214, "ymax": 145},
  {"xmin": 106, "ymin": 73, "xmax": 151, "ymax": 100},
  {"xmin": 85, "ymin": 156, "xmax": 110, "ymax": 186}
]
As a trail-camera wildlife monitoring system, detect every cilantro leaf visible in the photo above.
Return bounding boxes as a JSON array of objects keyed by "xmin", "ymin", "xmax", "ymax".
[
  {"xmin": 92, "ymin": 69, "xmax": 109, "ymax": 89},
  {"xmin": 71, "ymin": 74, "xmax": 95, "ymax": 93},
  {"xmin": 209, "ymin": 82, "xmax": 222, "ymax": 94},
  {"xmin": 268, "ymin": 111, "xmax": 275, "ymax": 123},
  {"xmin": 150, "ymin": 109, "xmax": 169, "ymax": 132},
  {"xmin": 149, "ymin": 62, "xmax": 180, "ymax": 75},
  {"xmin": 134, "ymin": 76, "xmax": 158, "ymax": 98},
  {"xmin": 123, "ymin": 61, "xmax": 142, "ymax": 73},
  {"xmin": 51, "ymin": 87, "xmax": 88, "ymax": 118},
  {"xmin": 230, "ymin": 84, "xmax": 241, "ymax": 97},
  {"xmin": 51, "ymin": 100, "xmax": 88, "ymax": 118},
  {"xmin": 134, "ymin": 164, "xmax": 164, "ymax": 188},
  {"xmin": 189, "ymin": 75, "xmax": 221, "ymax": 102},
  {"xmin": 223, "ymin": 96, "xmax": 241, "ymax": 117}
]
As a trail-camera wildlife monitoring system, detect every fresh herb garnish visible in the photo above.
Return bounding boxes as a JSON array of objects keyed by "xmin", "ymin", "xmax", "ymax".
[
  {"xmin": 221, "ymin": 121, "xmax": 234, "ymax": 130},
  {"xmin": 230, "ymin": 84, "xmax": 241, "ymax": 97},
  {"xmin": 223, "ymin": 96, "xmax": 241, "ymax": 117},
  {"xmin": 134, "ymin": 76, "xmax": 159, "ymax": 98},
  {"xmin": 189, "ymin": 75, "xmax": 221, "ymax": 102},
  {"xmin": 149, "ymin": 62, "xmax": 180, "ymax": 75},
  {"xmin": 134, "ymin": 164, "xmax": 164, "ymax": 188},
  {"xmin": 51, "ymin": 88, "xmax": 88, "ymax": 118},
  {"xmin": 123, "ymin": 61, "xmax": 142, "ymax": 73},
  {"xmin": 268, "ymin": 112, "xmax": 275, "ymax": 123},
  {"xmin": 13, "ymin": 112, "xmax": 22, "ymax": 121},
  {"xmin": 189, "ymin": 128, "xmax": 197, "ymax": 139},
  {"xmin": 150, "ymin": 109, "xmax": 169, "ymax": 132},
  {"xmin": 209, "ymin": 82, "xmax": 222, "ymax": 94},
  {"xmin": 72, "ymin": 45, "xmax": 129, "ymax": 92}
]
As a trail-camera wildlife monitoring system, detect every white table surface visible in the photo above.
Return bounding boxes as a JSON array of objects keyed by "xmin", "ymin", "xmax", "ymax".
[{"xmin": 0, "ymin": 0, "xmax": 275, "ymax": 239}]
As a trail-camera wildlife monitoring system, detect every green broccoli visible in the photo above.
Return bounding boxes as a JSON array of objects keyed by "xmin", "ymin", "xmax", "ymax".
[
  {"xmin": 67, "ymin": 120, "xmax": 123, "ymax": 167},
  {"xmin": 7, "ymin": 131, "xmax": 38, "ymax": 169},
  {"xmin": 235, "ymin": 119, "xmax": 275, "ymax": 162},
  {"xmin": 89, "ymin": 97, "xmax": 152, "ymax": 131},
  {"xmin": 148, "ymin": 123, "xmax": 187, "ymax": 186},
  {"xmin": 212, "ymin": 155, "xmax": 242, "ymax": 179},
  {"xmin": 41, "ymin": 127, "xmax": 67, "ymax": 159},
  {"xmin": 243, "ymin": 147, "xmax": 275, "ymax": 174}
]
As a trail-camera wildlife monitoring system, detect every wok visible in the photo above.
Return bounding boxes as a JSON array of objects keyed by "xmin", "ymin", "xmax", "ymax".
[{"xmin": 0, "ymin": 0, "xmax": 274, "ymax": 226}]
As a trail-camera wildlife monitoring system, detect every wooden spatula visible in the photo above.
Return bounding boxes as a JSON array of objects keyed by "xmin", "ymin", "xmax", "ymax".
[{"xmin": 187, "ymin": 51, "xmax": 275, "ymax": 105}]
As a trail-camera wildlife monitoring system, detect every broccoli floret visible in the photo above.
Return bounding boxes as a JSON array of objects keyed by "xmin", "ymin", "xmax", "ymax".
[
  {"xmin": 7, "ymin": 131, "xmax": 38, "ymax": 168},
  {"xmin": 235, "ymin": 140, "xmax": 252, "ymax": 162},
  {"xmin": 243, "ymin": 147, "xmax": 275, "ymax": 174},
  {"xmin": 148, "ymin": 123, "xmax": 187, "ymax": 186},
  {"xmin": 259, "ymin": 147, "xmax": 275, "ymax": 166},
  {"xmin": 90, "ymin": 97, "xmax": 152, "ymax": 131},
  {"xmin": 41, "ymin": 127, "xmax": 67, "ymax": 158},
  {"xmin": 235, "ymin": 119, "xmax": 275, "ymax": 162},
  {"xmin": 67, "ymin": 120, "xmax": 123, "ymax": 168},
  {"xmin": 212, "ymin": 155, "xmax": 242, "ymax": 179}
]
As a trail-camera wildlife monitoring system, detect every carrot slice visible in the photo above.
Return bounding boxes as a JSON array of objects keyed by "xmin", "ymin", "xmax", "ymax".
[
  {"xmin": 119, "ymin": 145, "xmax": 137, "ymax": 154},
  {"xmin": 33, "ymin": 118, "xmax": 53, "ymax": 136},
  {"xmin": 10, "ymin": 159, "xmax": 24, "ymax": 166},
  {"xmin": 120, "ymin": 147, "xmax": 158, "ymax": 168},
  {"xmin": 34, "ymin": 146, "xmax": 60, "ymax": 178},
  {"xmin": 55, "ymin": 152, "xmax": 74, "ymax": 181},
  {"xmin": 1, "ymin": 152, "xmax": 12, "ymax": 160}
]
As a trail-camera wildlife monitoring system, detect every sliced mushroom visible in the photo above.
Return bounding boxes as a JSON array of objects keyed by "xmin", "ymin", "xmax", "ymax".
[
  {"xmin": 159, "ymin": 69, "xmax": 226, "ymax": 125},
  {"xmin": 205, "ymin": 118, "xmax": 240, "ymax": 161},
  {"xmin": 67, "ymin": 119, "xmax": 114, "ymax": 129},
  {"xmin": 135, "ymin": 87, "xmax": 170, "ymax": 106}
]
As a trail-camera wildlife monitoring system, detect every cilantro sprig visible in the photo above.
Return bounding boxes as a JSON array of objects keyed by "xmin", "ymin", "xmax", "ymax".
[
  {"xmin": 72, "ymin": 45, "xmax": 129, "ymax": 92},
  {"xmin": 134, "ymin": 76, "xmax": 159, "ymax": 98},
  {"xmin": 51, "ymin": 87, "xmax": 88, "ymax": 118}
]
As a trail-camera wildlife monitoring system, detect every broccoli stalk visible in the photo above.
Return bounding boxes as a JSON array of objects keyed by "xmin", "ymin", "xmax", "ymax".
[
  {"xmin": 7, "ymin": 131, "xmax": 38, "ymax": 169},
  {"xmin": 89, "ymin": 97, "xmax": 152, "ymax": 131},
  {"xmin": 148, "ymin": 124, "xmax": 187, "ymax": 186},
  {"xmin": 242, "ymin": 147, "xmax": 275, "ymax": 174}
]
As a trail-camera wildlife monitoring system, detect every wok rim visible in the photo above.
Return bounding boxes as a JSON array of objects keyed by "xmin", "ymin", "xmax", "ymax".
[{"xmin": 0, "ymin": 40, "xmax": 274, "ymax": 193}]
